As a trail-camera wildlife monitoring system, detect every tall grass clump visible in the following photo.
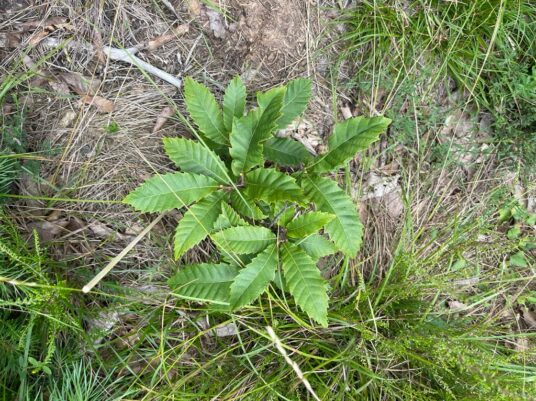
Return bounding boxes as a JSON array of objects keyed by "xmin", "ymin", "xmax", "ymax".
[{"xmin": 338, "ymin": 0, "xmax": 536, "ymax": 163}]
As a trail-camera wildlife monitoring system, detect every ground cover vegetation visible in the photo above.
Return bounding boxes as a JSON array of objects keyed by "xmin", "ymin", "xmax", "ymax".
[{"xmin": 0, "ymin": 1, "xmax": 535, "ymax": 400}]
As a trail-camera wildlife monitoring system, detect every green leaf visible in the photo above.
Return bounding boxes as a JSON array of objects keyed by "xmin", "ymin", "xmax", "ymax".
[
  {"xmin": 124, "ymin": 173, "xmax": 219, "ymax": 212},
  {"xmin": 285, "ymin": 212, "xmax": 334, "ymax": 239},
  {"xmin": 211, "ymin": 226, "xmax": 276, "ymax": 255},
  {"xmin": 277, "ymin": 78, "xmax": 312, "ymax": 129},
  {"xmin": 244, "ymin": 168, "xmax": 303, "ymax": 204},
  {"xmin": 256, "ymin": 86, "xmax": 286, "ymax": 109},
  {"xmin": 229, "ymin": 244, "xmax": 278, "ymax": 309},
  {"xmin": 230, "ymin": 191, "xmax": 266, "ymax": 220},
  {"xmin": 302, "ymin": 175, "xmax": 363, "ymax": 257},
  {"xmin": 281, "ymin": 243, "xmax": 329, "ymax": 326},
  {"xmin": 506, "ymin": 226, "xmax": 522, "ymax": 240},
  {"xmin": 223, "ymin": 76, "xmax": 247, "ymax": 132},
  {"xmin": 229, "ymin": 89, "xmax": 284, "ymax": 174},
  {"xmin": 273, "ymin": 204, "xmax": 296, "ymax": 227},
  {"xmin": 168, "ymin": 263, "xmax": 238, "ymax": 304},
  {"xmin": 174, "ymin": 192, "xmax": 225, "ymax": 259},
  {"xmin": 213, "ymin": 202, "xmax": 248, "ymax": 231},
  {"xmin": 184, "ymin": 77, "xmax": 227, "ymax": 145},
  {"xmin": 509, "ymin": 251, "xmax": 528, "ymax": 268},
  {"xmin": 221, "ymin": 252, "xmax": 255, "ymax": 267},
  {"xmin": 312, "ymin": 116, "xmax": 391, "ymax": 172},
  {"xmin": 264, "ymin": 137, "xmax": 312, "ymax": 166},
  {"xmin": 163, "ymin": 137, "xmax": 229, "ymax": 184},
  {"xmin": 297, "ymin": 234, "xmax": 337, "ymax": 261}
]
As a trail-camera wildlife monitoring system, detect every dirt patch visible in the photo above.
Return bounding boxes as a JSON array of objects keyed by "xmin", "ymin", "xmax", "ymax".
[
  {"xmin": 169, "ymin": 0, "xmax": 313, "ymax": 87},
  {"xmin": 222, "ymin": 0, "xmax": 309, "ymax": 86}
]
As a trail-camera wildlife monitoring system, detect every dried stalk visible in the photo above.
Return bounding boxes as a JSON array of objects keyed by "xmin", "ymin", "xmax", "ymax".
[{"xmin": 41, "ymin": 37, "xmax": 183, "ymax": 89}]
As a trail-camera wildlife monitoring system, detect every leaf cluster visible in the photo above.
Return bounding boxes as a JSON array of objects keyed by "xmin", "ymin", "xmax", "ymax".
[{"xmin": 124, "ymin": 77, "xmax": 391, "ymax": 326}]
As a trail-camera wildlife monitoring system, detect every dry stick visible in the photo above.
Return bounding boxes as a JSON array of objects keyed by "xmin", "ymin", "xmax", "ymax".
[
  {"xmin": 41, "ymin": 37, "xmax": 183, "ymax": 89},
  {"xmin": 266, "ymin": 326, "xmax": 322, "ymax": 401},
  {"xmin": 82, "ymin": 214, "xmax": 165, "ymax": 293}
]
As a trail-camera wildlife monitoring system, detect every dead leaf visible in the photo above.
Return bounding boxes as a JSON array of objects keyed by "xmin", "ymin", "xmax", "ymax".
[
  {"xmin": 362, "ymin": 172, "xmax": 404, "ymax": 220},
  {"xmin": 65, "ymin": 216, "xmax": 86, "ymax": 232},
  {"xmin": 0, "ymin": 32, "xmax": 22, "ymax": 48},
  {"xmin": 445, "ymin": 300, "xmax": 469, "ymax": 311},
  {"xmin": 213, "ymin": 323, "xmax": 238, "ymax": 337},
  {"xmin": 89, "ymin": 221, "xmax": 128, "ymax": 240},
  {"xmin": 205, "ymin": 8, "xmax": 227, "ymax": 39},
  {"xmin": 22, "ymin": 54, "xmax": 38, "ymax": 69},
  {"xmin": 528, "ymin": 195, "xmax": 536, "ymax": 214},
  {"xmin": 20, "ymin": 17, "xmax": 69, "ymax": 31},
  {"xmin": 277, "ymin": 118, "xmax": 320, "ymax": 155},
  {"xmin": 28, "ymin": 30, "xmax": 51, "ymax": 47},
  {"xmin": 58, "ymin": 72, "xmax": 101, "ymax": 96},
  {"xmin": 81, "ymin": 95, "xmax": 115, "ymax": 113},
  {"xmin": 86, "ymin": 310, "xmax": 121, "ymax": 345},
  {"xmin": 28, "ymin": 219, "xmax": 70, "ymax": 242},
  {"xmin": 380, "ymin": 160, "xmax": 400, "ymax": 176},
  {"xmin": 146, "ymin": 24, "xmax": 189, "ymax": 51},
  {"xmin": 452, "ymin": 277, "xmax": 479, "ymax": 287},
  {"xmin": 46, "ymin": 209, "xmax": 63, "ymax": 221},
  {"xmin": 59, "ymin": 111, "xmax": 77, "ymax": 128},
  {"xmin": 187, "ymin": 0, "xmax": 202, "ymax": 16},
  {"xmin": 22, "ymin": 55, "xmax": 53, "ymax": 90},
  {"xmin": 195, "ymin": 317, "xmax": 238, "ymax": 337},
  {"xmin": 92, "ymin": 29, "xmax": 106, "ymax": 64},
  {"xmin": 514, "ymin": 337, "xmax": 530, "ymax": 352},
  {"xmin": 153, "ymin": 106, "xmax": 174, "ymax": 132},
  {"xmin": 520, "ymin": 307, "xmax": 536, "ymax": 329},
  {"xmin": 48, "ymin": 80, "xmax": 70, "ymax": 96},
  {"xmin": 340, "ymin": 105, "xmax": 352, "ymax": 120},
  {"xmin": 18, "ymin": 172, "xmax": 43, "ymax": 212},
  {"xmin": 2, "ymin": 104, "xmax": 13, "ymax": 116}
]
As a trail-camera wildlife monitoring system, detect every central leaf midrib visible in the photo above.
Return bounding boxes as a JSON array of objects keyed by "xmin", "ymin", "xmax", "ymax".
[{"xmin": 145, "ymin": 184, "xmax": 218, "ymax": 200}]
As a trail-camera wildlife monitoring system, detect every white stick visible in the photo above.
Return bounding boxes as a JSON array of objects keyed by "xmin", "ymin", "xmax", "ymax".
[
  {"xmin": 102, "ymin": 46, "xmax": 182, "ymax": 88},
  {"xmin": 41, "ymin": 38, "xmax": 182, "ymax": 89},
  {"xmin": 82, "ymin": 214, "xmax": 164, "ymax": 293}
]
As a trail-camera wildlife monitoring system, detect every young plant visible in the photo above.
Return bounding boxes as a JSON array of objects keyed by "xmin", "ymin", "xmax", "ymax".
[{"xmin": 124, "ymin": 77, "xmax": 391, "ymax": 326}]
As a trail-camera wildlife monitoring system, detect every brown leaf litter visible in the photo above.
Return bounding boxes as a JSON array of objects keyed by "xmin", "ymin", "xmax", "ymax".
[
  {"xmin": 152, "ymin": 106, "xmax": 175, "ymax": 133},
  {"xmin": 361, "ymin": 172, "xmax": 404, "ymax": 221},
  {"xmin": 80, "ymin": 95, "xmax": 115, "ymax": 113}
]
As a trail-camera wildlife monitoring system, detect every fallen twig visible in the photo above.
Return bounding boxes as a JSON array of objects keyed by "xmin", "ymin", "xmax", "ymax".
[
  {"xmin": 41, "ymin": 37, "xmax": 183, "ymax": 89},
  {"xmin": 82, "ymin": 214, "xmax": 165, "ymax": 293}
]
